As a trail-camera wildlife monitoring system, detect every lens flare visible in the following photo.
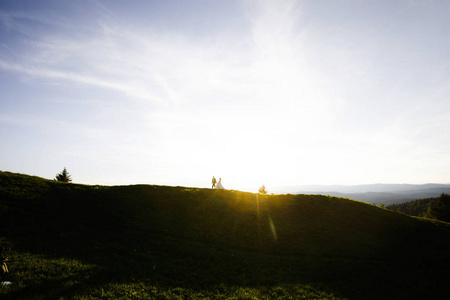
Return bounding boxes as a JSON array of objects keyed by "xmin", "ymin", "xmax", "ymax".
[{"xmin": 268, "ymin": 214, "xmax": 278, "ymax": 242}]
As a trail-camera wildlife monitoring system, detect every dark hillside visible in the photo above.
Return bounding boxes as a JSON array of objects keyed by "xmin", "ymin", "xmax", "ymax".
[{"xmin": 1, "ymin": 171, "xmax": 450, "ymax": 299}]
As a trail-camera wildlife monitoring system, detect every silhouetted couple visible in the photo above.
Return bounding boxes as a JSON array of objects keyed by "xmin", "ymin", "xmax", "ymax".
[{"xmin": 211, "ymin": 176, "xmax": 224, "ymax": 189}]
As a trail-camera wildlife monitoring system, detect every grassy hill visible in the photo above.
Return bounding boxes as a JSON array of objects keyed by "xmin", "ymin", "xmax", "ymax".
[{"xmin": 1, "ymin": 171, "xmax": 450, "ymax": 299}]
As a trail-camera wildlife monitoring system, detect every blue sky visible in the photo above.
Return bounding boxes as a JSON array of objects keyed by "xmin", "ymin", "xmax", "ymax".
[{"xmin": 1, "ymin": 0, "xmax": 449, "ymax": 192}]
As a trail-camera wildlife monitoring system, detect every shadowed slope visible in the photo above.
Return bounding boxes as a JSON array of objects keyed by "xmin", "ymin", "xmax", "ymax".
[{"xmin": 1, "ymin": 171, "xmax": 450, "ymax": 299}]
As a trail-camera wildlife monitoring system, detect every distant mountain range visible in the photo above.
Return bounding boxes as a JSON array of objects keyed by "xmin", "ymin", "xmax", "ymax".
[{"xmin": 273, "ymin": 183, "xmax": 450, "ymax": 205}]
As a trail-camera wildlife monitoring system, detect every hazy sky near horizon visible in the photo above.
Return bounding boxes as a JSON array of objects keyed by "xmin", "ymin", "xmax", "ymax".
[{"xmin": 1, "ymin": 0, "xmax": 449, "ymax": 192}]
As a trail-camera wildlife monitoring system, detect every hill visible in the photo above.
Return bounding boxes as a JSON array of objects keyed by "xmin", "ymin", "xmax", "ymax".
[{"xmin": 1, "ymin": 171, "xmax": 450, "ymax": 299}]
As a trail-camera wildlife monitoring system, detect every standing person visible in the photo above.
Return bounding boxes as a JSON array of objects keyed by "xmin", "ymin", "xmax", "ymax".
[
  {"xmin": 0, "ymin": 246, "xmax": 9, "ymax": 282},
  {"xmin": 211, "ymin": 176, "xmax": 217, "ymax": 189},
  {"xmin": 216, "ymin": 178, "xmax": 224, "ymax": 189}
]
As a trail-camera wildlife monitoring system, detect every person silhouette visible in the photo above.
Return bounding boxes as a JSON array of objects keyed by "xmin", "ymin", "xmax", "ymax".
[
  {"xmin": 211, "ymin": 176, "xmax": 217, "ymax": 189},
  {"xmin": 216, "ymin": 178, "xmax": 224, "ymax": 189}
]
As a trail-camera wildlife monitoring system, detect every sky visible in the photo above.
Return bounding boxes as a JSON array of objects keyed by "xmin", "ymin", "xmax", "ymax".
[{"xmin": 1, "ymin": 0, "xmax": 450, "ymax": 192}]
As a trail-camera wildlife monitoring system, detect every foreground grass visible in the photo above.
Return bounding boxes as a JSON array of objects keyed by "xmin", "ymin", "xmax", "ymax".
[{"xmin": 1, "ymin": 171, "xmax": 450, "ymax": 299}]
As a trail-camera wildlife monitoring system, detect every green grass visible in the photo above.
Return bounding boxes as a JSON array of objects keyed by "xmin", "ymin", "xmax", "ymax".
[{"xmin": 1, "ymin": 170, "xmax": 450, "ymax": 299}]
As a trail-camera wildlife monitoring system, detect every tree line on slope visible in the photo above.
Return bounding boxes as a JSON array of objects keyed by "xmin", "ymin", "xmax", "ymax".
[{"xmin": 387, "ymin": 193, "xmax": 450, "ymax": 222}]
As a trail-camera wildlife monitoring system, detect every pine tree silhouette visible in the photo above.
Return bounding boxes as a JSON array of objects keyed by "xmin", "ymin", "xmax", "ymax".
[{"xmin": 55, "ymin": 167, "xmax": 72, "ymax": 183}]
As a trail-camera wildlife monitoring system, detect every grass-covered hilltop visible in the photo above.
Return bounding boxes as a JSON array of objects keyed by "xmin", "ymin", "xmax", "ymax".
[{"xmin": 1, "ymin": 171, "xmax": 450, "ymax": 299}]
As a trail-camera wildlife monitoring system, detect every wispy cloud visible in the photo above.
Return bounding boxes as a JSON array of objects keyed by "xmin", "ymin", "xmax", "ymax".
[{"xmin": 0, "ymin": 59, "xmax": 160, "ymax": 100}]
